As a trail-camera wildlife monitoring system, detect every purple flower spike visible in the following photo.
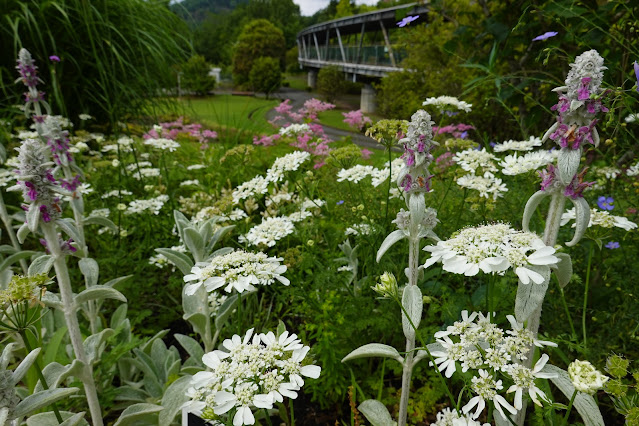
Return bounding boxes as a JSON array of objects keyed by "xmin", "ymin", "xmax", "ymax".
[
  {"xmin": 532, "ymin": 31, "xmax": 558, "ymax": 41},
  {"xmin": 634, "ymin": 61, "xmax": 639, "ymax": 93},
  {"xmin": 597, "ymin": 196, "xmax": 614, "ymax": 211},
  {"xmin": 397, "ymin": 15, "xmax": 419, "ymax": 27},
  {"xmin": 605, "ymin": 241, "xmax": 620, "ymax": 249},
  {"xmin": 49, "ymin": 55, "xmax": 60, "ymax": 62}
]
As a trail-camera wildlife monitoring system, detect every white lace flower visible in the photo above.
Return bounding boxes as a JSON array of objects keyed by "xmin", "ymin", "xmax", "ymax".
[
  {"xmin": 279, "ymin": 123, "xmax": 310, "ymax": 137},
  {"xmin": 505, "ymin": 354, "xmax": 556, "ymax": 409},
  {"xmin": 568, "ymin": 360, "xmax": 609, "ymax": 395},
  {"xmin": 456, "ymin": 172, "xmax": 508, "ymax": 200},
  {"xmin": 454, "ymin": 148, "xmax": 498, "ymax": 173},
  {"xmin": 462, "ymin": 370, "xmax": 517, "ymax": 420},
  {"xmin": 493, "ymin": 136, "xmax": 542, "ymax": 152},
  {"xmin": 423, "ymin": 224, "xmax": 558, "ymax": 282},
  {"xmin": 125, "ymin": 195, "xmax": 169, "ymax": 215},
  {"xmin": 265, "ymin": 151, "xmax": 311, "ymax": 183},
  {"xmin": 423, "ymin": 96, "xmax": 472, "ymax": 113},
  {"xmin": 345, "ymin": 223, "xmax": 373, "ymax": 236},
  {"xmin": 430, "ymin": 407, "xmax": 490, "ymax": 426},
  {"xmin": 499, "ymin": 151, "xmax": 557, "ymax": 176},
  {"xmin": 144, "ymin": 137, "xmax": 180, "ymax": 152},
  {"xmin": 183, "ymin": 250, "xmax": 289, "ymax": 295},
  {"xmin": 232, "ymin": 176, "xmax": 269, "ymax": 204},
  {"xmin": 239, "ymin": 216, "xmax": 295, "ymax": 247},
  {"xmin": 561, "ymin": 208, "xmax": 637, "ymax": 231},
  {"xmin": 336, "ymin": 165, "xmax": 375, "ymax": 183}
]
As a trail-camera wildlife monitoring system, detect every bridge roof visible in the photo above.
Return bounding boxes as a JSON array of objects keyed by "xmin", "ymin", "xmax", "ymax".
[{"xmin": 297, "ymin": 2, "xmax": 429, "ymax": 39}]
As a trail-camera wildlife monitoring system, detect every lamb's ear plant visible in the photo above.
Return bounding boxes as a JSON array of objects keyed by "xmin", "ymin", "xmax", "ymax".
[
  {"xmin": 343, "ymin": 110, "xmax": 441, "ymax": 426},
  {"xmin": 515, "ymin": 50, "xmax": 610, "ymax": 425}
]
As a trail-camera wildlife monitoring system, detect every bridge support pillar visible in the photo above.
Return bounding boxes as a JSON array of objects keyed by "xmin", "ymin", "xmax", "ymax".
[
  {"xmin": 307, "ymin": 69, "xmax": 318, "ymax": 89},
  {"xmin": 360, "ymin": 84, "xmax": 376, "ymax": 114}
]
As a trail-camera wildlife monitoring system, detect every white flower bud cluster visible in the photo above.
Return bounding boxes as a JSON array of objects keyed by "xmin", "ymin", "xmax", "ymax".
[
  {"xmin": 493, "ymin": 136, "xmax": 542, "ymax": 152},
  {"xmin": 560, "ymin": 207, "xmax": 637, "ymax": 231},
  {"xmin": 265, "ymin": 151, "xmax": 311, "ymax": 183},
  {"xmin": 184, "ymin": 328, "xmax": 321, "ymax": 426},
  {"xmin": 238, "ymin": 216, "xmax": 295, "ymax": 247},
  {"xmin": 144, "ymin": 138, "xmax": 180, "ymax": 152},
  {"xmin": 423, "ymin": 223, "xmax": 559, "ymax": 284},
  {"xmin": 568, "ymin": 360, "xmax": 609, "ymax": 395},
  {"xmin": 183, "ymin": 249, "xmax": 289, "ymax": 295},
  {"xmin": 430, "ymin": 311, "xmax": 557, "ymax": 421},
  {"xmin": 422, "ymin": 96, "xmax": 472, "ymax": 113}
]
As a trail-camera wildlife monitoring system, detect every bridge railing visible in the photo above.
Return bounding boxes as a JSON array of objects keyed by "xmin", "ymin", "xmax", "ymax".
[{"xmin": 302, "ymin": 45, "xmax": 407, "ymax": 67}]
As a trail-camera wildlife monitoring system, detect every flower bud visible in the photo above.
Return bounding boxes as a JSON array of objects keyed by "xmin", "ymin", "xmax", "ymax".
[
  {"xmin": 371, "ymin": 272, "xmax": 398, "ymax": 299},
  {"xmin": 568, "ymin": 360, "xmax": 609, "ymax": 394}
]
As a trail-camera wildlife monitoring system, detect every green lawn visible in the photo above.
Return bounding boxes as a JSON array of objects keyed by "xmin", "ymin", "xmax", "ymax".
[
  {"xmin": 318, "ymin": 109, "xmax": 383, "ymax": 132},
  {"xmin": 176, "ymin": 95, "xmax": 278, "ymax": 134},
  {"xmin": 283, "ymin": 73, "xmax": 308, "ymax": 91}
]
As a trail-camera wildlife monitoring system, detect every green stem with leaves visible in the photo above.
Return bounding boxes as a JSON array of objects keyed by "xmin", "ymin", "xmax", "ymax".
[{"xmin": 582, "ymin": 244, "xmax": 594, "ymax": 350}]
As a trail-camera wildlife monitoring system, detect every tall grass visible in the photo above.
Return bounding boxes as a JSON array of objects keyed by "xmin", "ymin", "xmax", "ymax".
[{"xmin": 0, "ymin": 0, "xmax": 191, "ymax": 128}]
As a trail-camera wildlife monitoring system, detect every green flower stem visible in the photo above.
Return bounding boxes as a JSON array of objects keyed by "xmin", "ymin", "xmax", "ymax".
[
  {"xmin": 263, "ymin": 408, "xmax": 273, "ymax": 426},
  {"xmin": 384, "ymin": 145, "xmax": 392, "ymax": 225},
  {"xmin": 559, "ymin": 285, "xmax": 577, "ymax": 339},
  {"xmin": 41, "ymin": 223, "xmax": 104, "ymax": 426},
  {"xmin": 20, "ymin": 330, "xmax": 64, "ymax": 423},
  {"xmin": 289, "ymin": 399, "xmax": 295, "ymax": 426},
  {"xmin": 564, "ymin": 389, "xmax": 578, "ymax": 424},
  {"xmin": 582, "ymin": 244, "xmax": 594, "ymax": 350},
  {"xmin": 0, "ymin": 194, "xmax": 28, "ymax": 274}
]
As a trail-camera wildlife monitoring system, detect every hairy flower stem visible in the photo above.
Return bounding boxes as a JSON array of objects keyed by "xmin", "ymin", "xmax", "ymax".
[
  {"xmin": 41, "ymin": 223, "xmax": 104, "ymax": 426},
  {"xmin": 398, "ymin": 234, "xmax": 419, "ymax": 426},
  {"xmin": 515, "ymin": 193, "xmax": 567, "ymax": 425},
  {"xmin": 0, "ymin": 194, "xmax": 28, "ymax": 274}
]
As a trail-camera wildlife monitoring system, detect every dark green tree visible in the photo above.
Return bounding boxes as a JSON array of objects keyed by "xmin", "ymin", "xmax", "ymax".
[
  {"xmin": 182, "ymin": 55, "xmax": 216, "ymax": 95},
  {"xmin": 232, "ymin": 19, "xmax": 285, "ymax": 86},
  {"xmin": 249, "ymin": 57, "xmax": 282, "ymax": 97}
]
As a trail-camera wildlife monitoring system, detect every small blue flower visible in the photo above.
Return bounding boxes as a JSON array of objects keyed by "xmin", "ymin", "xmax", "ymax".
[
  {"xmin": 634, "ymin": 61, "xmax": 639, "ymax": 93},
  {"xmin": 444, "ymin": 111, "xmax": 459, "ymax": 117},
  {"xmin": 532, "ymin": 31, "xmax": 558, "ymax": 41},
  {"xmin": 489, "ymin": 141, "xmax": 497, "ymax": 148},
  {"xmin": 597, "ymin": 196, "xmax": 614, "ymax": 211},
  {"xmin": 397, "ymin": 15, "xmax": 419, "ymax": 27},
  {"xmin": 460, "ymin": 131, "xmax": 468, "ymax": 139},
  {"xmin": 605, "ymin": 241, "xmax": 620, "ymax": 249},
  {"xmin": 336, "ymin": 200, "xmax": 344, "ymax": 205}
]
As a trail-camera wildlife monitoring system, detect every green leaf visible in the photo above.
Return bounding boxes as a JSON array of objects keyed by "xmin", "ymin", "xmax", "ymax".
[
  {"xmin": 84, "ymin": 329, "xmax": 115, "ymax": 365},
  {"xmin": 183, "ymin": 285, "xmax": 211, "ymax": 339},
  {"xmin": 543, "ymin": 365, "xmax": 605, "ymax": 426},
  {"xmin": 276, "ymin": 320, "xmax": 287, "ymax": 338},
  {"xmin": 342, "ymin": 343, "xmax": 403, "ymax": 364},
  {"xmin": 27, "ymin": 411, "xmax": 88, "ymax": 426},
  {"xmin": 159, "ymin": 375, "xmax": 193, "ymax": 426},
  {"xmin": 358, "ymin": 399, "xmax": 396, "ymax": 426},
  {"xmin": 113, "ymin": 403, "xmax": 164, "ymax": 426},
  {"xmin": 83, "ymin": 215, "xmax": 118, "ymax": 232},
  {"xmin": 28, "ymin": 255, "xmax": 55, "ymax": 275},
  {"xmin": 155, "ymin": 248, "xmax": 194, "ymax": 275},
  {"xmin": 183, "ymin": 227, "xmax": 205, "ymax": 262},
  {"xmin": 401, "ymin": 285, "xmax": 422, "ymax": 340},
  {"xmin": 376, "ymin": 230, "xmax": 406, "ymax": 263},
  {"xmin": 44, "ymin": 327, "xmax": 68, "ymax": 365},
  {"xmin": 74, "ymin": 286, "xmax": 126, "ymax": 308},
  {"xmin": 78, "ymin": 258, "xmax": 99, "ymax": 287},
  {"xmin": 554, "ymin": 253, "xmax": 573, "ymax": 288},
  {"xmin": 174, "ymin": 334, "xmax": 204, "ymax": 364},
  {"xmin": 103, "ymin": 275, "xmax": 132, "ymax": 288},
  {"xmin": 206, "ymin": 225, "xmax": 234, "ymax": 254},
  {"xmin": 35, "ymin": 360, "xmax": 85, "ymax": 392},
  {"xmin": 515, "ymin": 265, "xmax": 550, "ymax": 323},
  {"xmin": 0, "ymin": 250, "xmax": 38, "ymax": 273},
  {"xmin": 17, "ymin": 223, "xmax": 30, "ymax": 244},
  {"xmin": 14, "ymin": 388, "xmax": 79, "ymax": 418},
  {"xmin": 110, "ymin": 304, "xmax": 128, "ymax": 329},
  {"xmin": 12, "ymin": 348, "xmax": 41, "ymax": 384},
  {"xmin": 55, "ymin": 219, "xmax": 85, "ymax": 253}
]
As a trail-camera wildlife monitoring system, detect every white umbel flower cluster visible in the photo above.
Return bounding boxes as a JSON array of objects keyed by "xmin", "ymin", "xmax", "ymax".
[
  {"xmin": 423, "ymin": 223, "xmax": 559, "ymax": 284},
  {"xmin": 499, "ymin": 151, "xmax": 558, "ymax": 176},
  {"xmin": 561, "ymin": 208, "xmax": 637, "ymax": 231},
  {"xmin": 183, "ymin": 250, "xmax": 289, "ymax": 295},
  {"xmin": 431, "ymin": 407, "xmax": 489, "ymax": 426},
  {"xmin": 184, "ymin": 328, "xmax": 321, "ymax": 426},
  {"xmin": 454, "ymin": 148, "xmax": 498, "ymax": 173},
  {"xmin": 336, "ymin": 165, "xmax": 375, "ymax": 183},
  {"xmin": 239, "ymin": 216, "xmax": 295, "ymax": 247},
  {"xmin": 265, "ymin": 151, "xmax": 311, "ymax": 183},
  {"xmin": 125, "ymin": 194, "xmax": 169, "ymax": 215},
  {"xmin": 144, "ymin": 138, "xmax": 181, "ymax": 152},
  {"xmin": 279, "ymin": 123, "xmax": 310, "ymax": 137},
  {"xmin": 431, "ymin": 311, "xmax": 557, "ymax": 421},
  {"xmin": 493, "ymin": 136, "xmax": 542, "ymax": 152},
  {"xmin": 232, "ymin": 176, "xmax": 269, "ymax": 204},
  {"xmin": 423, "ymin": 96, "xmax": 472, "ymax": 113},
  {"xmin": 456, "ymin": 172, "xmax": 508, "ymax": 200}
]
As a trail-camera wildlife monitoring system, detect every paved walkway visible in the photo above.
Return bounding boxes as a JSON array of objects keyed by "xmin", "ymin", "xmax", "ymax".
[{"xmin": 266, "ymin": 87, "xmax": 387, "ymax": 152}]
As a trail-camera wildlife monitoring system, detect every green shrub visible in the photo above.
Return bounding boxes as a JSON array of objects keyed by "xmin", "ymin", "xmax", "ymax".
[
  {"xmin": 317, "ymin": 65, "xmax": 346, "ymax": 103},
  {"xmin": 232, "ymin": 19, "xmax": 285, "ymax": 86},
  {"xmin": 182, "ymin": 55, "xmax": 216, "ymax": 96},
  {"xmin": 248, "ymin": 57, "xmax": 282, "ymax": 97}
]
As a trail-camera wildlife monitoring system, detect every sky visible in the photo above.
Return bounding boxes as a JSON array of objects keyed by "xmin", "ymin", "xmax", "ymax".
[{"xmin": 293, "ymin": 0, "xmax": 379, "ymax": 16}]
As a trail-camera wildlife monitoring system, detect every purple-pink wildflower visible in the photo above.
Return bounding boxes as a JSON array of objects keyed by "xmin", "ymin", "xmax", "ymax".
[
  {"xmin": 532, "ymin": 31, "xmax": 558, "ymax": 41},
  {"xmin": 564, "ymin": 168, "xmax": 594, "ymax": 199}
]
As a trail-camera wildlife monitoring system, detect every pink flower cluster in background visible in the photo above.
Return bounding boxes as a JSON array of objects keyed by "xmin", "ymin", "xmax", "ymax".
[
  {"xmin": 342, "ymin": 110, "xmax": 372, "ymax": 131},
  {"xmin": 143, "ymin": 117, "xmax": 217, "ymax": 149},
  {"xmin": 433, "ymin": 123, "xmax": 475, "ymax": 138},
  {"xmin": 253, "ymin": 134, "xmax": 281, "ymax": 146}
]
